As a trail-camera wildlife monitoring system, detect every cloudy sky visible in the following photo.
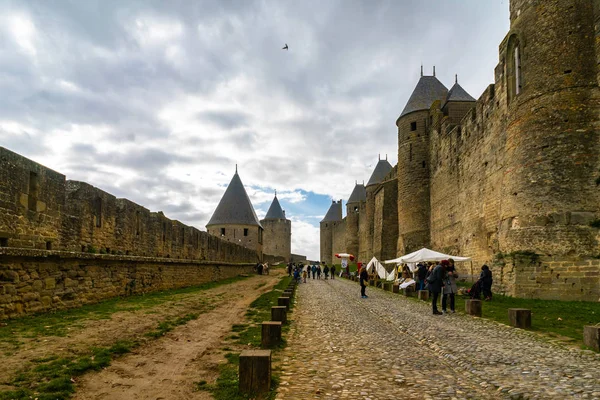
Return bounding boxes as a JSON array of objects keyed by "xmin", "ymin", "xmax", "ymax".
[{"xmin": 1, "ymin": 0, "xmax": 509, "ymax": 260}]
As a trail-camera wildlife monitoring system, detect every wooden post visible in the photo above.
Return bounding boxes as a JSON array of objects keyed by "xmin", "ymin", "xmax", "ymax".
[
  {"xmin": 239, "ymin": 350, "xmax": 271, "ymax": 394},
  {"xmin": 418, "ymin": 290, "xmax": 429, "ymax": 301},
  {"xmin": 383, "ymin": 282, "xmax": 391, "ymax": 291},
  {"xmin": 277, "ymin": 296, "xmax": 290, "ymax": 311},
  {"xmin": 465, "ymin": 299, "xmax": 482, "ymax": 317},
  {"xmin": 508, "ymin": 308, "xmax": 531, "ymax": 329},
  {"xmin": 261, "ymin": 321, "xmax": 282, "ymax": 348},
  {"xmin": 403, "ymin": 287, "xmax": 415, "ymax": 297},
  {"xmin": 369, "ymin": 279, "xmax": 374, "ymax": 286},
  {"xmin": 271, "ymin": 306, "xmax": 287, "ymax": 324},
  {"xmin": 583, "ymin": 326, "xmax": 600, "ymax": 351},
  {"xmin": 392, "ymin": 284, "xmax": 399, "ymax": 293}
]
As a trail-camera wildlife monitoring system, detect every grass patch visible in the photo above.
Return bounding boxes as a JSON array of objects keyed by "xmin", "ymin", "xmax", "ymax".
[
  {"xmin": 0, "ymin": 275, "xmax": 247, "ymax": 345},
  {"xmin": 144, "ymin": 313, "xmax": 198, "ymax": 339},
  {"xmin": 0, "ymin": 340, "xmax": 137, "ymax": 400},
  {"xmin": 204, "ymin": 276, "xmax": 293, "ymax": 400}
]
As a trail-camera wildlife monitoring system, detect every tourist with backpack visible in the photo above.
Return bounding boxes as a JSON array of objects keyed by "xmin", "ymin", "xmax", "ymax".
[{"xmin": 426, "ymin": 261, "xmax": 445, "ymax": 315}]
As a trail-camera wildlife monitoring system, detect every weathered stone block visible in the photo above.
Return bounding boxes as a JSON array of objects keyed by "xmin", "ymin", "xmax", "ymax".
[
  {"xmin": 44, "ymin": 278, "xmax": 56, "ymax": 289},
  {"xmin": 261, "ymin": 321, "xmax": 282, "ymax": 348},
  {"xmin": 508, "ymin": 308, "xmax": 531, "ymax": 329},
  {"xmin": 465, "ymin": 300, "xmax": 482, "ymax": 317},
  {"xmin": 32, "ymin": 280, "xmax": 43, "ymax": 291},
  {"xmin": 583, "ymin": 326, "xmax": 600, "ymax": 351},
  {"xmin": 239, "ymin": 349, "xmax": 271, "ymax": 395}
]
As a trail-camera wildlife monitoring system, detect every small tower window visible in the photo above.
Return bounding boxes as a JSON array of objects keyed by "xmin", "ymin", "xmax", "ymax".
[
  {"xmin": 410, "ymin": 121, "xmax": 417, "ymax": 131},
  {"xmin": 507, "ymin": 35, "xmax": 522, "ymax": 103},
  {"xmin": 221, "ymin": 228, "xmax": 226, "ymax": 236},
  {"xmin": 0, "ymin": 237, "xmax": 8, "ymax": 247},
  {"xmin": 514, "ymin": 46, "xmax": 522, "ymax": 95},
  {"xmin": 244, "ymin": 228, "xmax": 248, "ymax": 236}
]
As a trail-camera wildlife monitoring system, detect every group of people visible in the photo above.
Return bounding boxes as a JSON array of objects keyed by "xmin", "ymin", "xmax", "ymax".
[
  {"xmin": 254, "ymin": 262, "xmax": 269, "ymax": 275},
  {"xmin": 287, "ymin": 262, "xmax": 336, "ymax": 284},
  {"xmin": 357, "ymin": 258, "xmax": 493, "ymax": 315}
]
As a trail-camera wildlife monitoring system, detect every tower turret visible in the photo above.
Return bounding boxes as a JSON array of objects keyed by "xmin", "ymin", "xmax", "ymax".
[
  {"xmin": 345, "ymin": 182, "xmax": 366, "ymax": 259},
  {"xmin": 364, "ymin": 157, "xmax": 392, "ymax": 260},
  {"xmin": 320, "ymin": 200, "xmax": 342, "ymax": 265},
  {"xmin": 396, "ymin": 72, "xmax": 448, "ymax": 254},
  {"xmin": 260, "ymin": 193, "xmax": 292, "ymax": 262},
  {"xmin": 499, "ymin": 0, "xmax": 600, "ymax": 256}
]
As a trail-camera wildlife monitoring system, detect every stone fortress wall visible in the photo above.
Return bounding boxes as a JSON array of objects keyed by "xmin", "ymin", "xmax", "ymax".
[
  {"xmin": 0, "ymin": 147, "xmax": 260, "ymax": 318},
  {"xmin": 321, "ymin": 0, "xmax": 600, "ymax": 301}
]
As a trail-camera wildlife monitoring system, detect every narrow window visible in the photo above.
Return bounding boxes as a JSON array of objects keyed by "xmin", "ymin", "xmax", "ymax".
[
  {"xmin": 28, "ymin": 171, "xmax": 39, "ymax": 211},
  {"xmin": 410, "ymin": 121, "xmax": 417, "ymax": 131},
  {"xmin": 135, "ymin": 211, "xmax": 141, "ymax": 236},
  {"xmin": 258, "ymin": 229, "xmax": 263, "ymax": 244},
  {"xmin": 94, "ymin": 197, "xmax": 102, "ymax": 228},
  {"xmin": 162, "ymin": 222, "xmax": 166, "ymax": 242},
  {"xmin": 46, "ymin": 241, "xmax": 52, "ymax": 250},
  {"xmin": 422, "ymin": 161, "xmax": 426, "ymax": 168},
  {"xmin": 409, "ymin": 143, "xmax": 413, "ymax": 161},
  {"xmin": 515, "ymin": 46, "xmax": 521, "ymax": 95},
  {"xmin": 353, "ymin": 206, "xmax": 358, "ymax": 212},
  {"xmin": 221, "ymin": 228, "xmax": 226, "ymax": 236},
  {"xmin": 0, "ymin": 238, "xmax": 8, "ymax": 247},
  {"xmin": 244, "ymin": 228, "xmax": 248, "ymax": 236}
]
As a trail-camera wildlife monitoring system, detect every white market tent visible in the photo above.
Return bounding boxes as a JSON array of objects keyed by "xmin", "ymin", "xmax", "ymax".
[
  {"xmin": 365, "ymin": 257, "xmax": 388, "ymax": 279},
  {"xmin": 384, "ymin": 248, "xmax": 471, "ymax": 265}
]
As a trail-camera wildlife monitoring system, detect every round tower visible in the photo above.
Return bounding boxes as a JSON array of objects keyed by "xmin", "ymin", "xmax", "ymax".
[
  {"xmin": 396, "ymin": 69, "xmax": 448, "ymax": 254},
  {"xmin": 500, "ymin": 0, "xmax": 600, "ymax": 256},
  {"xmin": 320, "ymin": 200, "xmax": 342, "ymax": 265},
  {"xmin": 260, "ymin": 193, "xmax": 292, "ymax": 262},
  {"xmin": 345, "ymin": 182, "xmax": 366, "ymax": 258}
]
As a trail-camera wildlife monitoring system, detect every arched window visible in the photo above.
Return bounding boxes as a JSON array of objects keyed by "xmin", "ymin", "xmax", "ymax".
[{"xmin": 507, "ymin": 35, "xmax": 522, "ymax": 103}]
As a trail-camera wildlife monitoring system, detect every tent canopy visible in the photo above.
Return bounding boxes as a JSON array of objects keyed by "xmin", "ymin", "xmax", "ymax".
[
  {"xmin": 384, "ymin": 248, "xmax": 471, "ymax": 264},
  {"xmin": 365, "ymin": 257, "xmax": 388, "ymax": 279}
]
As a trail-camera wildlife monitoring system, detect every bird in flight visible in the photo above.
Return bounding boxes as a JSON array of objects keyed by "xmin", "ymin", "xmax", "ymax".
[{"xmin": 282, "ymin": 43, "xmax": 288, "ymax": 50}]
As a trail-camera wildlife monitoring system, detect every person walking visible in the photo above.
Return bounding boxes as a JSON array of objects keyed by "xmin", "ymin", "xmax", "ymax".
[
  {"xmin": 330, "ymin": 265, "xmax": 336, "ymax": 279},
  {"xmin": 311, "ymin": 264, "xmax": 317, "ymax": 279},
  {"xmin": 426, "ymin": 261, "xmax": 444, "ymax": 315},
  {"xmin": 323, "ymin": 265, "xmax": 329, "ymax": 279},
  {"xmin": 302, "ymin": 267, "xmax": 307, "ymax": 283},
  {"xmin": 442, "ymin": 259, "xmax": 458, "ymax": 313},
  {"xmin": 359, "ymin": 265, "xmax": 369, "ymax": 298},
  {"xmin": 417, "ymin": 262, "xmax": 427, "ymax": 291},
  {"xmin": 317, "ymin": 265, "xmax": 322, "ymax": 279}
]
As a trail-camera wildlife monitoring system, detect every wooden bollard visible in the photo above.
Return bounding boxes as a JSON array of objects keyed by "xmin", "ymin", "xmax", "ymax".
[
  {"xmin": 465, "ymin": 299, "xmax": 482, "ymax": 317},
  {"xmin": 583, "ymin": 326, "xmax": 600, "ymax": 351},
  {"xmin": 392, "ymin": 284, "xmax": 399, "ymax": 293},
  {"xmin": 418, "ymin": 290, "xmax": 429, "ymax": 301},
  {"xmin": 271, "ymin": 306, "xmax": 287, "ymax": 324},
  {"xmin": 283, "ymin": 290, "xmax": 293, "ymax": 298},
  {"xmin": 369, "ymin": 279, "xmax": 374, "ymax": 286},
  {"xmin": 278, "ymin": 296, "xmax": 290, "ymax": 311},
  {"xmin": 239, "ymin": 350, "xmax": 271, "ymax": 394},
  {"xmin": 261, "ymin": 321, "xmax": 282, "ymax": 348},
  {"xmin": 403, "ymin": 287, "xmax": 415, "ymax": 297},
  {"xmin": 383, "ymin": 282, "xmax": 391, "ymax": 291},
  {"xmin": 508, "ymin": 308, "xmax": 531, "ymax": 329}
]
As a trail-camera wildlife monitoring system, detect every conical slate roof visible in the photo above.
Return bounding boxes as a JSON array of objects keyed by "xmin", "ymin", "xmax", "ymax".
[
  {"xmin": 347, "ymin": 183, "xmax": 366, "ymax": 203},
  {"xmin": 263, "ymin": 195, "xmax": 286, "ymax": 220},
  {"xmin": 399, "ymin": 75, "xmax": 448, "ymax": 118},
  {"xmin": 366, "ymin": 159, "xmax": 393, "ymax": 186},
  {"xmin": 445, "ymin": 82, "xmax": 476, "ymax": 103},
  {"xmin": 206, "ymin": 172, "xmax": 262, "ymax": 228},
  {"xmin": 320, "ymin": 201, "xmax": 342, "ymax": 223}
]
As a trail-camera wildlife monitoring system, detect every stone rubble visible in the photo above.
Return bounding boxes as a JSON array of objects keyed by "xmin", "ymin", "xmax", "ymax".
[{"xmin": 276, "ymin": 279, "xmax": 600, "ymax": 399}]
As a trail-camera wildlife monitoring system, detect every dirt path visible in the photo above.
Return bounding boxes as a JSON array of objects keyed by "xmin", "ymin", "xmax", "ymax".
[{"xmin": 0, "ymin": 269, "xmax": 283, "ymax": 398}]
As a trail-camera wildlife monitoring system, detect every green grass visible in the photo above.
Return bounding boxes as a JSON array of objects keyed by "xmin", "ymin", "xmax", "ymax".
[
  {"xmin": 0, "ymin": 340, "xmax": 137, "ymax": 400},
  {"xmin": 0, "ymin": 275, "xmax": 247, "ymax": 345},
  {"xmin": 201, "ymin": 276, "xmax": 292, "ymax": 400}
]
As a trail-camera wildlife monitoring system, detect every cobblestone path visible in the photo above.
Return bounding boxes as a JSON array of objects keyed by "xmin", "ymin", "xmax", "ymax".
[{"xmin": 276, "ymin": 278, "xmax": 600, "ymax": 400}]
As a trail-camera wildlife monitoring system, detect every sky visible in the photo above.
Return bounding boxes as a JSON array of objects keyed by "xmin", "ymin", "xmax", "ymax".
[{"xmin": 0, "ymin": 0, "xmax": 510, "ymax": 261}]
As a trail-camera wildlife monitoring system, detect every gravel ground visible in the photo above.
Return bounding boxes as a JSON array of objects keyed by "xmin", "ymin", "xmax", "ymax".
[{"xmin": 276, "ymin": 278, "xmax": 600, "ymax": 400}]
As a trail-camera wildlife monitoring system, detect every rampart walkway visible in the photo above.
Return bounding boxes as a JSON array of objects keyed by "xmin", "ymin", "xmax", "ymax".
[{"xmin": 277, "ymin": 278, "xmax": 600, "ymax": 399}]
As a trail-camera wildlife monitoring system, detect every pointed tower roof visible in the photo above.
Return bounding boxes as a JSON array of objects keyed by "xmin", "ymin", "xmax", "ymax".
[
  {"xmin": 320, "ymin": 201, "xmax": 342, "ymax": 223},
  {"xmin": 347, "ymin": 183, "xmax": 366, "ymax": 203},
  {"xmin": 366, "ymin": 159, "xmax": 393, "ymax": 186},
  {"xmin": 399, "ymin": 75, "xmax": 448, "ymax": 118},
  {"xmin": 263, "ymin": 194, "xmax": 286, "ymax": 220},
  {"xmin": 445, "ymin": 75, "xmax": 476, "ymax": 104},
  {"xmin": 206, "ymin": 170, "xmax": 262, "ymax": 228}
]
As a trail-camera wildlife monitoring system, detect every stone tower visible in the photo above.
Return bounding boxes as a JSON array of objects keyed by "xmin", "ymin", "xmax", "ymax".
[
  {"xmin": 364, "ymin": 157, "xmax": 392, "ymax": 261},
  {"xmin": 320, "ymin": 200, "xmax": 342, "ymax": 265},
  {"xmin": 206, "ymin": 168, "xmax": 263, "ymax": 258},
  {"xmin": 396, "ymin": 69, "xmax": 448, "ymax": 254},
  {"xmin": 260, "ymin": 193, "xmax": 291, "ymax": 262},
  {"xmin": 345, "ymin": 182, "xmax": 366, "ymax": 258},
  {"xmin": 499, "ymin": 0, "xmax": 600, "ymax": 256}
]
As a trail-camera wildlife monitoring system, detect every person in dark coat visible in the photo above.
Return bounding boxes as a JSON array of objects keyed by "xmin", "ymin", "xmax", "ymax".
[
  {"xmin": 480, "ymin": 265, "xmax": 493, "ymax": 300},
  {"xmin": 330, "ymin": 265, "xmax": 336, "ymax": 279},
  {"xmin": 359, "ymin": 267, "xmax": 369, "ymax": 298},
  {"xmin": 417, "ymin": 263, "xmax": 427, "ymax": 291},
  {"xmin": 323, "ymin": 265, "xmax": 330, "ymax": 279},
  {"xmin": 426, "ymin": 262, "xmax": 445, "ymax": 314}
]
